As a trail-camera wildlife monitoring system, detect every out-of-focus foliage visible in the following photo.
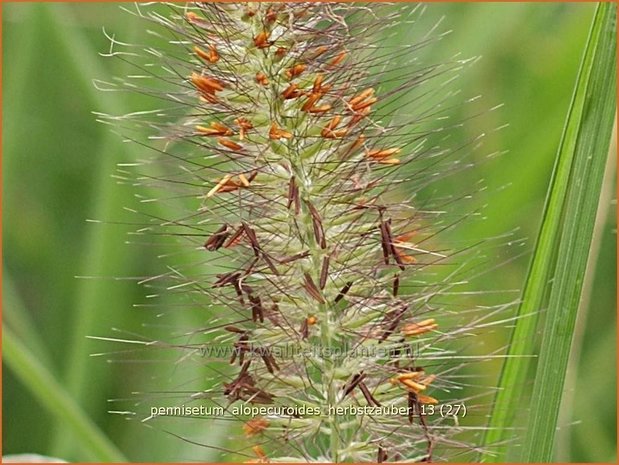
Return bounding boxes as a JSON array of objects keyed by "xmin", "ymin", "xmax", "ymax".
[{"xmin": 3, "ymin": 3, "xmax": 615, "ymax": 462}]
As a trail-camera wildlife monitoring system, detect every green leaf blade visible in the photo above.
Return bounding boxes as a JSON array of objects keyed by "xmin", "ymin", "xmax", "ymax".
[
  {"xmin": 482, "ymin": 2, "xmax": 617, "ymax": 461},
  {"xmin": 3, "ymin": 326, "xmax": 128, "ymax": 462},
  {"xmin": 522, "ymin": 2, "xmax": 616, "ymax": 460}
]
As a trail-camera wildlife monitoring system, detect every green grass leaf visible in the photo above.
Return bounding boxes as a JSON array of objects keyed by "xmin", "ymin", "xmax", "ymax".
[
  {"xmin": 3, "ymin": 326, "xmax": 127, "ymax": 462},
  {"xmin": 3, "ymin": 271, "xmax": 53, "ymax": 369},
  {"xmin": 482, "ymin": 3, "xmax": 616, "ymax": 461},
  {"xmin": 521, "ymin": 3, "xmax": 616, "ymax": 460}
]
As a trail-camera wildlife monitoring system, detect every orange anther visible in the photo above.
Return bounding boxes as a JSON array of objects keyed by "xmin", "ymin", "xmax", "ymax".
[
  {"xmin": 402, "ymin": 319, "xmax": 438, "ymax": 337},
  {"xmin": 307, "ymin": 316, "xmax": 318, "ymax": 325},
  {"xmin": 322, "ymin": 128, "xmax": 347, "ymax": 139},
  {"xmin": 348, "ymin": 106, "xmax": 372, "ymax": 127},
  {"xmin": 255, "ymin": 72, "xmax": 269, "ymax": 86},
  {"xmin": 341, "ymin": 135, "xmax": 365, "ymax": 159},
  {"xmin": 319, "ymin": 83, "xmax": 333, "ymax": 94},
  {"xmin": 312, "ymin": 73, "xmax": 325, "ymax": 93},
  {"xmin": 194, "ymin": 45, "xmax": 219, "ymax": 64},
  {"xmin": 367, "ymin": 148, "xmax": 401, "ymax": 160},
  {"xmin": 393, "ymin": 247, "xmax": 415, "ymax": 264},
  {"xmin": 417, "ymin": 394, "xmax": 439, "ymax": 405},
  {"xmin": 311, "ymin": 46, "xmax": 329, "ymax": 59},
  {"xmin": 285, "ymin": 63, "xmax": 307, "ymax": 80},
  {"xmin": 265, "ymin": 7, "xmax": 278, "ymax": 23},
  {"xmin": 394, "ymin": 248, "xmax": 415, "ymax": 263},
  {"xmin": 326, "ymin": 115, "xmax": 341, "ymax": 130},
  {"xmin": 282, "ymin": 83, "xmax": 303, "ymax": 100},
  {"xmin": 352, "ymin": 97, "xmax": 378, "ymax": 112},
  {"xmin": 252, "ymin": 445, "xmax": 267, "ymax": 460},
  {"xmin": 401, "ymin": 378, "xmax": 427, "ymax": 393},
  {"xmin": 321, "ymin": 116, "xmax": 347, "ymax": 138},
  {"xmin": 207, "ymin": 172, "xmax": 254, "ymax": 198},
  {"xmin": 235, "ymin": 118, "xmax": 253, "ymax": 129},
  {"xmin": 196, "ymin": 122, "xmax": 233, "ymax": 137},
  {"xmin": 329, "ymin": 51, "xmax": 347, "ymax": 67},
  {"xmin": 379, "ymin": 158, "xmax": 400, "ymax": 165},
  {"xmin": 349, "ymin": 88, "xmax": 375, "ymax": 107},
  {"xmin": 253, "ymin": 31, "xmax": 271, "ymax": 49},
  {"xmin": 235, "ymin": 117, "xmax": 253, "ymax": 140},
  {"xmin": 191, "ymin": 73, "xmax": 224, "ymax": 95},
  {"xmin": 207, "ymin": 175, "xmax": 232, "ymax": 198},
  {"xmin": 269, "ymin": 122, "xmax": 293, "ymax": 140},
  {"xmin": 389, "ymin": 374, "xmax": 428, "ymax": 393},
  {"xmin": 275, "ymin": 47, "xmax": 288, "ymax": 59},
  {"xmin": 218, "ymin": 138, "xmax": 243, "ymax": 151},
  {"xmin": 302, "ymin": 93, "xmax": 321, "ymax": 111},
  {"xmin": 351, "ymin": 135, "xmax": 365, "ymax": 150},
  {"xmin": 243, "ymin": 418, "xmax": 269, "ymax": 437},
  {"xmin": 397, "ymin": 372, "xmax": 422, "ymax": 381},
  {"xmin": 308, "ymin": 104, "xmax": 331, "ymax": 114},
  {"xmin": 395, "ymin": 231, "xmax": 416, "ymax": 243}
]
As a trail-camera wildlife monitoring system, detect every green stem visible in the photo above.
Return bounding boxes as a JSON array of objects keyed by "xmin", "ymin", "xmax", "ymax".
[{"xmin": 296, "ymin": 167, "xmax": 341, "ymax": 461}]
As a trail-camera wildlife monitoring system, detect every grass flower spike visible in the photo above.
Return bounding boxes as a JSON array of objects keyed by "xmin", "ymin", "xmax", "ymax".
[{"xmin": 101, "ymin": 3, "xmax": 510, "ymax": 462}]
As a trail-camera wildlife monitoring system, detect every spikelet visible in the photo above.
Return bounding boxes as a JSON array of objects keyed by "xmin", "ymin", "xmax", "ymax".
[{"xmin": 99, "ymin": 3, "xmax": 513, "ymax": 462}]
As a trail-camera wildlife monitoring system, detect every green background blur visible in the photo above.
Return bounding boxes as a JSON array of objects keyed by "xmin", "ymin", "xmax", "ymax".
[{"xmin": 2, "ymin": 2, "xmax": 616, "ymax": 462}]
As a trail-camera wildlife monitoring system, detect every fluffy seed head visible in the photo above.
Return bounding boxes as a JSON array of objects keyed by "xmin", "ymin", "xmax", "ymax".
[{"xmin": 99, "ymin": 2, "xmax": 512, "ymax": 462}]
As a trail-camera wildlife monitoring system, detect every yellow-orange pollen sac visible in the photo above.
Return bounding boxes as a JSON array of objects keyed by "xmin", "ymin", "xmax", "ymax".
[
  {"xmin": 207, "ymin": 172, "xmax": 256, "ymax": 198},
  {"xmin": 285, "ymin": 63, "xmax": 307, "ymax": 80},
  {"xmin": 329, "ymin": 50, "xmax": 347, "ymax": 67},
  {"xmin": 392, "ymin": 231, "xmax": 417, "ymax": 264},
  {"xmin": 307, "ymin": 315, "xmax": 318, "ymax": 326},
  {"xmin": 251, "ymin": 445, "xmax": 268, "ymax": 462},
  {"xmin": 218, "ymin": 137, "xmax": 243, "ymax": 151},
  {"xmin": 302, "ymin": 94, "xmax": 331, "ymax": 114},
  {"xmin": 312, "ymin": 73, "xmax": 325, "ymax": 93},
  {"xmin": 253, "ymin": 31, "xmax": 271, "ymax": 49},
  {"xmin": 345, "ymin": 87, "xmax": 376, "ymax": 127},
  {"xmin": 401, "ymin": 318, "xmax": 438, "ymax": 337},
  {"xmin": 243, "ymin": 418, "xmax": 269, "ymax": 437},
  {"xmin": 389, "ymin": 372, "xmax": 438, "ymax": 404},
  {"xmin": 348, "ymin": 88, "xmax": 376, "ymax": 111},
  {"xmin": 191, "ymin": 73, "xmax": 224, "ymax": 103},
  {"xmin": 269, "ymin": 122, "xmax": 293, "ymax": 140},
  {"xmin": 275, "ymin": 47, "xmax": 288, "ymax": 60},
  {"xmin": 235, "ymin": 117, "xmax": 254, "ymax": 140},
  {"xmin": 321, "ymin": 116, "xmax": 348, "ymax": 139},
  {"xmin": 255, "ymin": 72, "xmax": 269, "ymax": 86},
  {"xmin": 367, "ymin": 147, "xmax": 401, "ymax": 165},
  {"xmin": 265, "ymin": 7, "xmax": 279, "ymax": 23},
  {"xmin": 348, "ymin": 106, "xmax": 372, "ymax": 128},
  {"xmin": 299, "ymin": 74, "xmax": 333, "ymax": 114},
  {"xmin": 282, "ymin": 83, "xmax": 303, "ymax": 100},
  {"xmin": 311, "ymin": 46, "xmax": 328, "ymax": 59},
  {"xmin": 194, "ymin": 45, "xmax": 219, "ymax": 64},
  {"xmin": 196, "ymin": 122, "xmax": 233, "ymax": 137}
]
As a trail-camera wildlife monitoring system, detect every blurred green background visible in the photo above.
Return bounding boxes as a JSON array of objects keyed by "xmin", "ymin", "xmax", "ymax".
[{"xmin": 2, "ymin": 2, "xmax": 616, "ymax": 462}]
